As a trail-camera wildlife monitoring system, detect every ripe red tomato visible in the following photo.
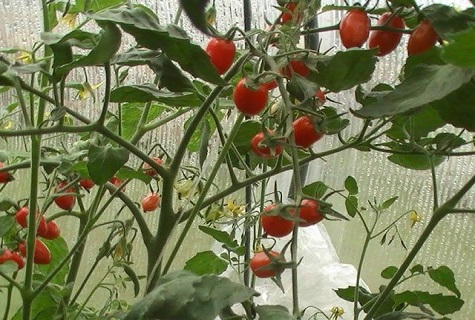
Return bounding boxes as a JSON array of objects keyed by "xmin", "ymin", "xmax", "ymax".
[
  {"xmin": 262, "ymin": 79, "xmax": 278, "ymax": 91},
  {"xmin": 284, "ymin": 60, "xmax": 310, "ymax": 78},
  {"xmin": 205, "ymin": 38, "xmax": 236, "ymax": 75},
  {"xmin": 250, "ymin": 250, "xmax": 285, "ymax": 278},
  {"xmin": 250, "ymin": 131, "xmax": 284, "ymax": 159},
  {"xmin": 15, "ymin": 207, "xmax": 48, "ymax": 236},
  {"xmin": 18, "ymin": 239, "xmax": 51, "ymax": 265},
  {"xmin": 339, "ymin": 9, "xmax": 371, "ymax": 48},
  {"xmin": 141, "ymin": 192, "xmax": 161, "ymax": 212},
  {"xmin": 109, "ymin": 176, "xmax": 125, "ymax": 192},
  {"xmin": 298, "ymin": 199, "xmax": 323, "ymax": 227},
  {"xmin": 79, "ymin": 178, "xmax": 95, "ymax": 190},
  {"xmin": 292, "ymin": 116, "xmax": 323, "ymax": 148},
  {"xmin": 368, "ymin": 13, "xmax": 405, "ymax": 56},
  {"xmin": 0, "ymin": 249, "xmax": 24, "ymax": 270},
  {"xmin": 42, "ymin": 221, "xmax": 61, "ymax": 240},
  {"xmin": 280, "ymin": 2, "xmax": 301, "ymax": 24},
  {"xmin": 0, "ymin": 162, "xmax": 14, "ymax": 183},
  {"xmin": 261, "ymin": 204, "xmax": 294, "ymax": 237},
  {"xmin": 142, "ymin": 157, "xmax": 163, "ymax": 177},
  {"xmin": 315, "ymin": 89, "xmax": 326, "ymax": 104},
  {"xmin": 54, "ymin": 181, "xmax": 76, "ymax": 211},
  {"xmin": 233, "ymin": 78, "xmax": 268, "ymax": 116},
  {"xmin": 407, "ymin": 19, "xmax": 438, "ymax": 56}
]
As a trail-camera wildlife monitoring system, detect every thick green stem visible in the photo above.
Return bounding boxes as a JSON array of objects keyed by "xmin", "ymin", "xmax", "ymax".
[{"xmin": 354, "ymin": 234, "xmax": 371, "ymax": 319}]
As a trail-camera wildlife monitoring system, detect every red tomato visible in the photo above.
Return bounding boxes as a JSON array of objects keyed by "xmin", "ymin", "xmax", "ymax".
[
  {"xmin": 142, "ymin": 157, "xmax": 163, "ymax": 177},
  {"xmin": 261, "ymin": 204, "xmax": 294, "ymax": 237},
  {"xmin": 262, "ymin": 79, "xmax": 278, "ymax": 91},
  {"xmin": 250, "ymin": 131, "xmax": 284, "ymax": 159},
  {"xmin": 109, "ymin": 176, "xmax": 125, "ymax": 192},
  {"xmin": 0, "ymin": 249, "xmax": 24, "ymax": 270},
  {"xmin": 281, "ymin": 2, "xmax": 301, "ymax": 24},
  {"xmin": 0, "ymin": 162, "xmax": 14, "ymax": 183},
  {"xmin": 368, "ymin": 13, "xmax": 405, "ymax": 56},
  {"xmin": 15, "ymin": 207, "xmax": 48, "ymax": 236},
  {"xmin": 298, "ymin": 199, "xmax": 323, "ymax": 227},
  {"xmin": 250, "ymin": 250, "xmax": 285, "ymax": 278},
  {"xmin": 54, "ymin": 181, "xmax": 76, "ymax": 211},
  {"xmin": 292, "ymin": 116, "xmax": 323, "ymax": 148},
  {"xmin": 42, "ymin": 221, "xmax": 61, "ymax": 240},
  {"xmin": 79, "ymin": 178, "xmax": 95, "ymax": 190},
  {"xmin": 339, "ymin": 9, "xmax": 371, "ymax": 48},
  {"xmin": 407, "ymin": 19, "xmax": 438, "ymax": 56},
  {"xmin": 233, "ymin": 78, "xmax": 268, "ymax": 116},
  {"xmin": 205, "ymin": 38, "xmax": 236, "ymax": 75},
  {"xmin": 141, "ymin": 192, "xmax": 161, "ymax": 212},
  {"xmin": 18, "ymin": 239, "xmax": 51, "ymax": 265},
  {"xmin": 315, "ymin": 89, "xmax": 326, "ymax": 104},
  {"xmin": 284, "ymin": 60, "xmax": 310, "ymax": 78}
]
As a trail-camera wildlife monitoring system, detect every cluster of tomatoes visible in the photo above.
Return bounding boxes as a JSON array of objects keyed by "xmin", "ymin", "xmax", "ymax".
[
  {"xmin": 140, "ymin": 156, "xmax": 163, "ymax": 212},
  {"xmin": 340, "ymin": 8, "xmax": 438, "ymax": 56}
]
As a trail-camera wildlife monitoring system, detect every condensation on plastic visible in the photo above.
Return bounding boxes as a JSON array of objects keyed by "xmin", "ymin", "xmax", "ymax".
[{"xmin": 0, "ymin": 0, "xmax": 474, "ymax": 319}]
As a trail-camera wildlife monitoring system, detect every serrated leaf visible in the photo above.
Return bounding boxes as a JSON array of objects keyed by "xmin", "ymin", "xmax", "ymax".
[
  {"xmin": 310, "ymin": 49, "xmax": 377, "ymax": 92},
  {"xmin": 381, "ymin": 197, "xmax": 398, "ymax": 210},
  {"xmin": 344, "ymin": 176, "xmax": 358, "ymax": 195},
  {"xmin": 184, "ymin": 251, "xmax": 228, "ymax": 276},
  {"xmin": 0, "ymin": 215, "xmax": 15, "ymax": 238},
  {"xmin": 428, "ymin": 266, "xmax": 461, "ymax": 298},
  {"xmin": 345, "ymin": 195, "xmax": 358, "ymax": 218},
  {"xmin": 89, "ymin": 6, "xmax": 226, "ymax": 86},
  {"xmin": 302, "ymin": 181, "xmax": 328, "ymax": 199},
  {"xmin": 394, "ymin": 291, "xmax": 464, "ymax": 315},
  {"xmin": 381, "ymin": 266, "xmax": 398, "ymax": 279},
  {"xmin": 180, "ymin": 0, "xmax": 213, "ymax": 36},
  {"xmin": 442, "ymin": 26, "xmax": 475, "ymax": 68},
  {"xmin": 124, "ymin": 270, "xmax": 257, "ymax": 320},
  {"xmin": 255, "ymin": 305, "xmax": 297, "ymax": 320},
  {"xmin": 87, "ymin": 144, "xmax": 129, "ymax": 185},
  {"xmin": 354, "ymin": 65, "xmax": 475, "ymax": 118},
  {"xmin": 110, "ymin": 84, "xmax": 200, "ymax": 106}
]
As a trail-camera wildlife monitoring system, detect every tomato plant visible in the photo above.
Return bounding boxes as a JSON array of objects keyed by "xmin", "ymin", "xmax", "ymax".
[
  {"xmin": 205, "ymin": 37, "xmax": 236, "ymax": 75},
  {"xmin": 292, "ymin": 115, "xmax": 323, "ymax": 148},
  {"xmin": 368, "ymin": 13, "xmax": 405, "ymax": 56},
  {"xmin": 339, "ymin": 9, "xmax": 371, "ymax": 48},
  {"xmin": 54, "ymin": 181, "xmax": 76, "ymax": 211},
  {"xmin": 261, "ymin": 203, "xmax": 294, "ymax": 237},
  {"xmin": 407, "ymin": 19, "xmax": 439, "ymax": 55},
  {"xmin": 233, "ymin": 78, "xmax": 268, "ymax": 115},
  {"xmin": 298, "ymin": 199, "xmax": 323, "ymax": 227},
  {"xmin": 249, "ymin": 250, "xmax": 285, "ymax": 278},
  {"xmin": 250, "ymin": 131, "xmax": 284, "ymax": 159},
  {"xmin": 18, "ymin": 239, "xmax": 51, "ymax": 265}
]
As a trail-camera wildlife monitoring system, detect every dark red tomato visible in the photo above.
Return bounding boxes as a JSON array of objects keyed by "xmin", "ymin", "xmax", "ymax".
[
  {"xmin": 109, "ymin": 176, "xmax": 125, "ymax": 192},
  {"xmin": 261, "ymin": 204, "xmax": 294, "ymax": 237},
  {"xmin": 54, "ymin": 181, "xmax": 76, "ymax": 211},
  {"xmin": 407, "ymin": 19, "xmax": 438, "ymax": 56},
  {"xmin": 292, "ymin": 116, "xmax": 323, "ymax": 148},
  {"xmin": 0, "ymin": 162, "xmax": 14, "ymax": 183},
  {"xmin": 315, "ymin": 89, "xmax": 326, "ymax": 104},
  {"xmin": 18, "ymin": 239, "xmax": 51, "ymax": 265},
  {"xmin": 284, "ymin": 60, "xmax": 310, "ymax": 78},
  {"xmin": 369, "ymin": 13, "xmax": 405, "ymax": 56},
  {"xmin": 281, "ymin": 2, "xmax": 301, "ymax": 24},
  {"xmin": 339, "ymin": 9, "xmax": 371, "ymax": 48},
  {"xmin": 142, "ymin": 157, "xmax": 163, "ymax": 177},
  {"xmin": 233, "ymin": 78, "xmax": 268, "ymax": 116},
  {"xmin": 250, "ymin": 131, "xmax": 284, "ymax": 159},
  {"xmin": 15, "ymin": 207, "xmax": 48, "ymax": 236},
  {"xmin": 0, "ymin": 249, "xmax": 24, "ymax": 270},
  {"xmin": 42, "ymin": 221, "xmax": 61, "ymax": 240},
  {"xmin": 262, "ymin": 79, "xmax": 278, "ymax": 91},
  {"xmin": 79, "ymin": 178, "xmax": 95, "ymax": 190},
  {"xmin": 141, "ymin": 192, "xmax": 160, "ymax": 212},
  {"xmin": 250, "ymin": 250, "xmax": 285, "ymax": 278},
  {"xmin": 298, "ymin": 199, "xmax": 323, "ymax": 227},
  {"xmin": 205, "ymin": 38, "xmax": 236, "ymax": 75}
]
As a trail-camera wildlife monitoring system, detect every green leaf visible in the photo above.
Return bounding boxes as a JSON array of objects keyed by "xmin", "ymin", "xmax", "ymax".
[
  {"xmin": 287, "ymin": 74, "xmax": 319, "ymax": 102},
  {"xmin": 0, "ymin": 197, "xmax": 16, "ymax": 211},
  {"xmin": 198, "ymin": 226, "xmax": 239, "ymax": 250},
  {"xmin": 184, "ymin": 251, "xmax": 228, "ymax": 276},
  {"xmin": 381, "ymin": 197, "xmax": 398, "ymax": 210},
  {"xmin": 442, "ymin": 26, "xmax": 475, "ymax": 68},
  {"xmin": 354, "ymin": 65, "xmax": 475, "ymax": 118},
  {"xmin": 255, "ymin": 305, "xmax": 297, "ymax": 320},
  {"xmin": 152, "ymin": 55, "xmax": 196, "ymax": 93},
  {"xmin": 320, "ymin": 106, "xmax": 350, "ymax": 135},
  {"xmin": 89, "ymin": 6, "xmax": 226, "ymax": 86},
  {"xmin": 388, "ymin": 153, "xmax": 445, "ymax": 171},
  {"xmin": 12, "ymin": 285, "xmax": 62, "ymax": 320},
  {"xmin": 0, "ymin": 260, "xmax": 18, "ymax": 273},
  {"xmin": 355, "ymin": 83, "xmax": 393, "ymax": 107},
  {"xmin": 180, "ymin": 0, "xmax": 213, "ymax": 36},
  {"xmin": 394, "ymin": 291, "xmax": 464, "ymax": 315},
  {"xmin": 381, "ymin": 266, "xmax": 398, "ymax": 279},
  {"xmin": 120, "ymin": 103, "xmax": 165, "ymax": 141},
  {"xmin": 344, "ymin": 176, "xmax": 358, "ymax": 195},
  {"xmin": 122, "ymin": 263, "xmax": 141, "ymax": 297},
  {"xmin": 385, "ymin": 107, "xmax": 446, "ymax": 141},
  {"xmin": 72, "ymin": 0, "xmax": 127, "ymax": 13},
  {"xmin": 110, "ymin": 84, "xmax": 201, "ymax": 106},
  {"xmin": 402, "ymin": 47, "xmax": 445, "ymax": 79},
  {"xmin": 335, "ymin": 286, "xmax": 395, "ymax": 316},
  {"xmin": 310, "ymin": 49, "xmax": 377, "ymax": 92},
  {"xmin": 87, "ymin": 144, "xmax": 129, "ymax": 185},
  {"xmin": 0, "ymin": 215, "xmax": 15, "ymax": 238},
  {"xmin": 410, "ymin": 264, "xmax": 424, "ymax": 274},
  {"xmin": 428, "ymin": 266, "xmax": 461, "ymax": 298},
  {"xmin": 432, "ymin": 83, "xmax": 475, "ymax": 132},
  {"xmin": 116, "ymin": 166, "xmax": 152, "ymax": 184},
  {"xmin": 302, "ymin": 181, "xmax": 328, "ymax": 199},
  {"xmin": 345, "ymin": 195, "xmax": 358, "ymax": 218},
  {"xmin": 423, "ymin": 4, "xmax": 475, "ymax": 37},
  {"xmin": 37, "ymin": 237, "xmax": 70, "ymax": 285},
  {"xmin": 433, "ymin": 133, "xmax": 466, "ymax": 153},
  {"xmin": 233, "ymin": 120, "xmax": 262, "ymax": 153},
  {"xmin": 124, "ymin": 270, "xmax": 257, "ymax": 320},
  {"xmin": 375, "ymin": 312, "xmax": 443, "ymax": 320}
]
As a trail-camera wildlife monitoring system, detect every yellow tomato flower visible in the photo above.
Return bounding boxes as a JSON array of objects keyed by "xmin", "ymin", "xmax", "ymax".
[
  {"xmin": 409, "ymin": 210, "xmax": 422, "ymax": 227},
  {"xmin": 78, "ymin": 82, "xmax": 103, "ymax": 100},
  {"xmin": 61, "ymin": 13, "xmax": 78, "ymax": 28},
  {"xmin": 16, "ymin": 51, "xmax": 32, "ymax": 64},
  {"xmin": 330, "ymin": 306, "xmax": 344, "ymax": 319},
  {"xmin": 226, "ymin": 199, "xmax": 245, "ymax": 217}
]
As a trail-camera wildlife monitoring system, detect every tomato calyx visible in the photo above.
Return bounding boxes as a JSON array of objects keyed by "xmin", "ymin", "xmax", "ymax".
[
  {"xmin": 261, "ymin": 203, "xmax": 296, "ymax": 238},
  {"xmin": 250, "ymin": 130, "xmax": 285, "ymax": 159},
  {"xmin": 249, "ymin": 249, "xmax": 286, "ymax": 278}
]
